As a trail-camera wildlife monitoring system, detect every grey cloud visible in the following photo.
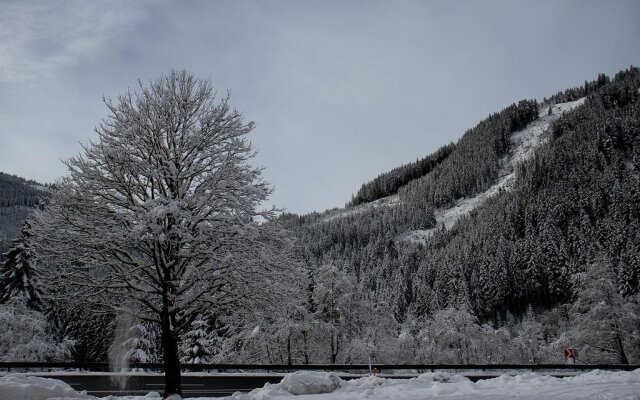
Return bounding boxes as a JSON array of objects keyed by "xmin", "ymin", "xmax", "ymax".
[{"xmin": 1, "ymin": 0, "xmax": 639, "ymax": 213}]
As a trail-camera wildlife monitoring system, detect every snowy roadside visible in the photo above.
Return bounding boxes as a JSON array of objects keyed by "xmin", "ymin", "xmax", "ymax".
[{"xmin": 2, "ymin": 369, "xmax": 640, "ymax": 400}]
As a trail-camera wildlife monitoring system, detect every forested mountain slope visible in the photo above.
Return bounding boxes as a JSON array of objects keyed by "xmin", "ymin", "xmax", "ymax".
[
  {"xmin": 281, "ymin": 67, "xmax": 640, "ymax": 324},
  {"xmin": 2, "ymin": 68, "xmax": 639, "ymax": 366},
  {"xmin": 0, "ymin": 173, "xmax": 47, "ymax": 260}
]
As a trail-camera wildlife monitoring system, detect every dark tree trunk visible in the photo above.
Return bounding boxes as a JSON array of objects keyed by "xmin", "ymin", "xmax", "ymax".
[
  {"xmin": 330, "ymin": 332, "xmax": 339, "ymax": 364},
  {"xmin": 161, "ymin": 300, "xmax": 182, "ymax": 398},
  {"xmin": 303, "ymin": 330, "xmax": 309, "ymax": 364},
  {"xmin": 615, "ymin": 334, "xmax": 629, "ymax": 365},
  {"xmin": 287, "ymin": 333, "xmax": 292, "ymax": 365}
]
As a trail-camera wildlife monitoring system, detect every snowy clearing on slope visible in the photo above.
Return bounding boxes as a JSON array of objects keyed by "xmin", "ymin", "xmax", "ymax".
[
  {"xmin": 4, "ymin": 369, "xmax": 639, "ymax": 400},
  {"xmin": 319, "ymin": 194, "xmax": 400, "ymax": 223},
  {"xmin": 404, "ymin": 97, "xmax": 586, "ymax": 244}
]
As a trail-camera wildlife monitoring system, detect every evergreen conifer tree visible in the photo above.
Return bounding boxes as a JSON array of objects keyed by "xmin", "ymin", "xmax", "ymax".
[
  {"xmin": 0, "ymin": 221, "xmax": 42, "ymax": 311},
  {"xmin": 180, "ymin": 317, "xmax": 214, "ymax": 364}
]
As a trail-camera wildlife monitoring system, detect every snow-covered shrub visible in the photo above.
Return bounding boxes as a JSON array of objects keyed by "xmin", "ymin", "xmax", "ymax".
[{"xmin": 0, "ymin": 299, "xmax": 60, "ymax": 361}]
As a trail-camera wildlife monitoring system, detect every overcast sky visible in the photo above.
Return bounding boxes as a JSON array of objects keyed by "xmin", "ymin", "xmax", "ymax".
[{"xmin": 1, "ymin": 0, "xmax": 639, "ymax": 214}]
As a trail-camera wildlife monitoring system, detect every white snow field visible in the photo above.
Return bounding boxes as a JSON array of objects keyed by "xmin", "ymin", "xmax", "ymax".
[
  {"xmin": 404, "ymin": 97, "xmax": 586, "ymax": 243},
  {"xmin": 2, "ymin": 369, "xmax": 640, "ymax": 400}
]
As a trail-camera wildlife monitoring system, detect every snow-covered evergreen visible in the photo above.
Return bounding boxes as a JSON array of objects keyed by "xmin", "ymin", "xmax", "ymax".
[
  {"xmin": 0, "ymin": 221, "xmax": 42, "ymax": 311},
  {"xmin": 180, "ymin": 317, "xmax": 214, "ymax": 364}
]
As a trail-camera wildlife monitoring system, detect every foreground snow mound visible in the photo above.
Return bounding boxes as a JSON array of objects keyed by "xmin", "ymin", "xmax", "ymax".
[
  {"xmin": 281, "ymin": 371, "xmax": 342, "ymax": 395},
  {"xmin": 567, "ymin": 368, "xmax": 640, "ymax": 384},
  {"xmin": 228, "ymin": 372, "xmax": 342, "ymax": 399},
  {"xmin": 0, "ymin": 373, "xmax": 91, "ymax": 400},
  {"xmin": 227, "ymin": 369, "xmax": 640, "ymax": 399},
  {"xmin": 338, "ymin": 373, "xmax": 475, "ymax": 398}
]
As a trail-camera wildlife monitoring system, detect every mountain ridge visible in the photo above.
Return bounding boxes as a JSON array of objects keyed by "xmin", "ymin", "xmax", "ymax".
[{"xmin": 280, "ymin": 66, "xmax": 640, "ymax": 324}]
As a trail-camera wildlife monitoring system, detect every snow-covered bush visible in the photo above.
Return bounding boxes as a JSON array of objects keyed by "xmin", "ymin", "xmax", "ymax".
[{"xmin": 0, "ymin": 299, "xmax": 61, "ymax": 361}]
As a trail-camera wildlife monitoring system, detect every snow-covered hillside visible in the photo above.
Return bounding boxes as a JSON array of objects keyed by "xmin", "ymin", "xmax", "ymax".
[
  {"xmin": 403, "ymin": 97, "xmax": 585, "ymax": 243},
  {"xmin": 315, "ymin": 98, "xmax": 586, "ymax": 238}
]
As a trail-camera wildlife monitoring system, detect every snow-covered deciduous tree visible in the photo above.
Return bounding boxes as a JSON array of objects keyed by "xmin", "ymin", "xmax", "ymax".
[
  {"xmin": 514, "ymin": 305, "xmax": 545, "ymax": 363},
  {"xmin": 417, "ymin": 305, "xmax": 482, "ymax": 364},
  {"xmin": 31, "ymin": 70, "xmax": 290, "ymax": 398},
  {"xmin": 313, "ymin": 264, "xmax": 371, "ymax": 364},
  {"xmin": 569, "ymin": 258, "xmax": 640, "ymax": 364}
]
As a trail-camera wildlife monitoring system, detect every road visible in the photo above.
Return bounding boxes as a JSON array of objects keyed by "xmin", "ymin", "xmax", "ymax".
[
  {"xmin": 25, "ymin": 372, "xmax": 579, "ymax": 398},
  {"xmin": 45, "ymin": 374, "xmax": 284, "ymax": 397}
]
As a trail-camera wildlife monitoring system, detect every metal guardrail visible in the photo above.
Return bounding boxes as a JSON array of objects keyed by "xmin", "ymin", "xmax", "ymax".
[{"xmin": 0, "ymin": 362, "xmax": 638, "ymax": 372}]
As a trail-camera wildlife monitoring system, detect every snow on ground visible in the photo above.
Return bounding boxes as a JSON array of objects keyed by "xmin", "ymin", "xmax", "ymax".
[
  {"xmin": 280, "ymin": 371, "xmax": 341, "ymax": 395},
  {"xmin": 3, "ymin": 369, "xmax": 639, "ymax": 400},
  {"xmin": 404, "ymin": 97, "xmax": 586, "ymax": 244},
  {"xmin": 0, "ymin": 373, "xmax": 90, "ymax": 400},
  {"xmin": 229, "ymin": 369, "xmax": 640, "ymax": 400}
]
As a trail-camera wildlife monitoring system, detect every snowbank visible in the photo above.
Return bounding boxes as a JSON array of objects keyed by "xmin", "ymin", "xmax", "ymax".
[
  {"xmin": 229, "ymin": 369, "xmax": 640, "ymax": 400},
  {"xmin": 4, "ymin": 369, "xmax": 640, "ymax": 400},
  {"xmin": 229, "ymin": 371, "xmax": 342, "ymax": 398},
  {"xmin": 232, "ymin": 372, "xmax": 475, "ymax": 399},
  {"xmin": 0, "ymin": 373, "xmax": 91, "ymax": 400},
  {"xmin": 281, "ymin": 371, "xmax": 341, "ymax": 395}
]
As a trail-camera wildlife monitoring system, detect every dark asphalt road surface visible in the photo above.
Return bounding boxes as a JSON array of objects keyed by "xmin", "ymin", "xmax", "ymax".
[
  {"xmin": 48, "ymin": 374, "xmax": 284, "ymax": 397},
  {"xmin": 37, "ymin": 373, "xmax": 513, "ymax": 398}
]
